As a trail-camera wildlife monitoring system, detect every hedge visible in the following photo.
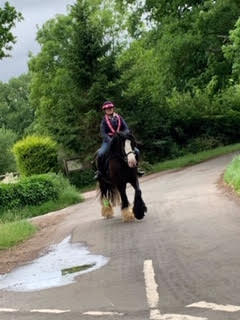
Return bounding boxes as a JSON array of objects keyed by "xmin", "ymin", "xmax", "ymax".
[{"xmin": 0, "ymin": 174, "xmax": 59, "ymax": 211}]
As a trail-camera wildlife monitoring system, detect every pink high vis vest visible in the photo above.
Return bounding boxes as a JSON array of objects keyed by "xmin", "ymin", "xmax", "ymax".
[{"xmin": 105, "ymin": 114, "xmax": 121, "ymax": 136}]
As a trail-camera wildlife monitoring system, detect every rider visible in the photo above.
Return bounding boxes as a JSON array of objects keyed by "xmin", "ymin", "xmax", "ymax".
[{"xmin": 94, "ymin": 101, "xmax": 144, "ymax": 180}]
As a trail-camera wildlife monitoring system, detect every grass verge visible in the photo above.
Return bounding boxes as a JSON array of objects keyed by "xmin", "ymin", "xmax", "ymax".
[
  {"xmin": 0, "ymin": 221, "xmax": 36, "ymax": 250},
  {"xmin": 0, "ymin": 185, "xmax": 83, "ymax": 223},
  {"xmin": 151, "ymin": 143, "xmax": 240, "ymax": 173},
  {"xmin": 0, "ymin": 174, "xmax": 83, "ymax": 249},
  {"xmin": 224, "ymin": 155, "xmax": 240, "ymax": 193}
]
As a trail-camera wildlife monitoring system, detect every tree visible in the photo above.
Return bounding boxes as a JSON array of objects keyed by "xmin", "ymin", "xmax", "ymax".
[
  {"xmin": 29, "ymin": 0, "xmax": 120, "ymax": 160},
  {"xmin": 0, "ymin": 128, "xmax": 17, "ymax": 175},
  {"xmin": 0, "ymin": 2, "xmax": 23, "ymax": 59},
  {"xmin": 223, "ymin": 17, "xmax": 240, "ymax": 82},
  {"xmin": 114, "ymin": 0, "xmax": 240, "ymax": 161},
  {"xmin": 0, "ymin": 74, "xmax": 34, "ymax": 137}
]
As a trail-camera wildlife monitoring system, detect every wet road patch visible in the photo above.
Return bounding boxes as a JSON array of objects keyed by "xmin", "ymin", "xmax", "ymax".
[{"xmin": 0, "ymin": 236, "xmax": 109, "ymax": 292}]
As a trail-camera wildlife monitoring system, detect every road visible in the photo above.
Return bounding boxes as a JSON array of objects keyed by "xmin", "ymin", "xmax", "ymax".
[{"xmin": 1, "ymin": 153, "xmax": 240, "ymax": 320}]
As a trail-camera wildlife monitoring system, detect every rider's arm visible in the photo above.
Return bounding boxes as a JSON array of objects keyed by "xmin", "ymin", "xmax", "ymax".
[{"xmin": 100, "ymin": 119, "xmax": 111, "ymax": 143}]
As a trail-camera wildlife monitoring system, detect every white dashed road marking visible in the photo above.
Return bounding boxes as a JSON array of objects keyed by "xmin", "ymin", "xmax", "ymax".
[
  {"xmin": 153, "ymin": 315, "xmax": 207, "ymax": 320},
  {"xmin": 143, "ymin": 260, "xmax": 207, "ymax": 320},
  {"xmin": 144, "ymin": 260, "xmax": 159, "ymax": 309},
  {"xmin": 30, "ymin": 309, "xmax": 71, "ymax": 314},
  {"xmin": 1, "ymin": 260, "xmax": 240, "ymax": 319},
  {"xmin": 0, "ymin": 308, "xmax": 19, "ymax": 312},
  {"xmin": 83, "ymin": 311, "xmax": 124, "ymax": 316},
  {"xmin": 187, "ymin": 301, "xmax": 240, "ymax": 312}
]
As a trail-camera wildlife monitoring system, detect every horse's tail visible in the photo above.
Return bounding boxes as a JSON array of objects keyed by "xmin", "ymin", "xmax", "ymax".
[{"xmin": 98, "ymin": 179, "xmax": 120, "ymax": 207}]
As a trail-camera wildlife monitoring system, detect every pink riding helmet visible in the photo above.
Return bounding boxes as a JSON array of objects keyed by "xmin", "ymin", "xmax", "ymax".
[{"xmin": 102, "ymin": 101, "xmax": 115, "ymax": 110}]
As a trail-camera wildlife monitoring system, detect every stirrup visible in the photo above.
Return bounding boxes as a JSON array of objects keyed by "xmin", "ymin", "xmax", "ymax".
[{"xmin": 93, "ymin": 170, "xmax": 102, "ymax": 180}]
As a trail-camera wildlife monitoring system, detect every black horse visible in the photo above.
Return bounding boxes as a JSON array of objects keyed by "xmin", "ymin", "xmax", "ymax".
[{"xmin": 98, "ymin": 132, "xmax": 147, "ymax": 222}]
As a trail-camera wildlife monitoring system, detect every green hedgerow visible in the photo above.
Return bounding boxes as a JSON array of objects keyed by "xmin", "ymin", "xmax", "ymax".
[{"xmin": 0, "ymin": 174, "xmax": 59, "ymax": 211}]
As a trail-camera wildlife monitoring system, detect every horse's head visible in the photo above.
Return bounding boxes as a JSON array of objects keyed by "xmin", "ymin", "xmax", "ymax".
[{"xmin": 110, "ymin": 132, "xmax": 137, "ymax": 168}]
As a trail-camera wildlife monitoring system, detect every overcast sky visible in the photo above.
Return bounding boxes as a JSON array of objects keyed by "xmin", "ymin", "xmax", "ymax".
[{"xmin": 0, "ymin": 0, "xmax": 75, "ymax": 82}]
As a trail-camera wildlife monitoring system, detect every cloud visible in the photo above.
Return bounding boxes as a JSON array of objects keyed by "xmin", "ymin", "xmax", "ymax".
[{"xmin": 0, "ymin": 0, "xmax": 75, "ymax": 82}]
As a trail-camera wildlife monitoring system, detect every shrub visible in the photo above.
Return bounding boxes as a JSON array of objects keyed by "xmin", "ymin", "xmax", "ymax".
[
  {"xmin": 13, "ymin": 135, "xmax": 58, "ymax": 176},
  {"xmin": 0, "ymin": 174, "xmax": 59, "ymax": 211},
  {"xmin": 186, "ymin": 135, "xmax": 223, "ymax": 153},
  {"xmin": 0, "ymin": 173, "xmax": 82, "ymax": 222},
  {"xmin": 139, "ymin": 161, "xmax": 153, "ymax": 173},
  {"xmin": 68, "ymin": 168, "xmax": 95, "ymax": 189}
]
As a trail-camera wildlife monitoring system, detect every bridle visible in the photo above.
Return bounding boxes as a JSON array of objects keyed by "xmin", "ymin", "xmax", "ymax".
[
  {"xmin": 110, "ymin": 132, "xmax": 136, "ymax": 165},
  {"xmin": 125, "ymin": 150, "xmax": 136, "ymax": 156}
]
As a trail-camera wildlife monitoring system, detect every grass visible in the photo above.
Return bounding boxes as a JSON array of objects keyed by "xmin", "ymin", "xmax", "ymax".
[
  {"xmin": 79, "ymin": 183, "xmax": 96, "ymax": 193},
  {"xmin": 61, "ymin": 263, "xmax": 96, "ymax": 275},
  {"xmin": 0, "ymin": 221, "xmax": 36, "ymax": 250},
  {"xmin": 151, "ymin": 143, "xmax": 240, "ymax": 173},
  {"xmin": 224, "ymin": 155, "xmax": 240, "ymax": 193},
  {"xmin": 0, "ymin": 176, "xmax": 83, "ymax": 249}
]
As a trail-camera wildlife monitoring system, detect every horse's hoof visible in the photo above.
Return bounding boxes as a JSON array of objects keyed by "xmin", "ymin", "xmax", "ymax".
[
  {"xmin": 122, "ymin": 208, "xmax": 135, "ymax": 222},
  {"xmin": 102, "ymin": 206, "xmax": 114, "ymax": 219}
]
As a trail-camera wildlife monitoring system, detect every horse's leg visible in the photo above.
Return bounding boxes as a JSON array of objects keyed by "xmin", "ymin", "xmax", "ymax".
[
  {"xmin": 99, "ymin": 180, "xmax": 114, "ymax": 219},
  {"xmin": 118, "ymin": 183, "xmax": 135, "ymax": 222},
  {"xmin": 101, "ymin": 197, "xmax": 114, "ymax": 219},
  {"xmin": 130, "ymin": 178, "xmax": 147, "ymax": 220}
]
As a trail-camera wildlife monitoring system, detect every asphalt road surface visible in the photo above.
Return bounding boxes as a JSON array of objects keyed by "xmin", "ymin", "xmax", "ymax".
[{"xmin": 1, "ymin": 153, "xmax": 240, "ymax": 320}]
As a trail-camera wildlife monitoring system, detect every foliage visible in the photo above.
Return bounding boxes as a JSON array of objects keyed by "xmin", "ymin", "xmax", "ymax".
[
  {"xmin": 0, "ymin": 74, "xmax": 34, "ymax": 137},
  {"xmin": 0, "ymin": 221, "xmax": 36, "ymax": 249},
  {"xmin": 29, "ymin": 0, "xmax": 120, "ymax": 160},
  {"xmin": 224, "ymin": 155, "xmax": 240, "ymax": 193},
  {"xmin": 223, "ymin": 17, "xmax": 240, "ymax": 82},
  {"xmin": 68, "ymin": 167, "xmax": 95, "ymax": 189},
  {"xmin": 185, "ymin": 135, "xmax": 223, "ymax": 154},
  {"xmin": 0, "ymin": 128, "xmax": 17, "ymax": 175},
  {"xmin": 13, "ymin": 135, "xmax": 58, "ymax": 176},
  {"xmin": 0, "ymin": 2, "xmax": 23, "ymax": 59},
  {"xmin": 19, "ymin": 0, "xmax": 240, "ymax": 166},
  {"xmin": 0, "ymin": 174, "xmax": 59, "ymax": 211},
  {"xmin": 0, "ymin": 173, "xmax": 82, "ymax": 222}
]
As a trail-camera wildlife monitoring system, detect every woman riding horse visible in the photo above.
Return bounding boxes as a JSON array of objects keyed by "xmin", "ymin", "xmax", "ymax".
[
  {"xmin": 95, "ymin": 101, "xmax": 144, "ymax": 180},
  {"xmin": 96, "ymin": 101, "xmax": 147, "ymax": 221}
]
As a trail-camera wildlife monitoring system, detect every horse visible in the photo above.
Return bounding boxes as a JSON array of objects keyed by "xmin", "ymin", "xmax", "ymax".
[{"xmin": 98, "ymin": 131, "xmax": 147, "ymax": 222}]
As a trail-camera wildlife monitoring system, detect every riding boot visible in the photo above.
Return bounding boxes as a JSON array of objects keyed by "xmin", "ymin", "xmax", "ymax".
[{"xmin": 94, "ymin": 156, "xmax": 104, "ymax": 180}]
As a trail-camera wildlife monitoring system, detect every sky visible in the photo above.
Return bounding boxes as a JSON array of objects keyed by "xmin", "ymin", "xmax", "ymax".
[{"xmin": 0, "ymin": 0, "xmax": 75, "ymax": 82}]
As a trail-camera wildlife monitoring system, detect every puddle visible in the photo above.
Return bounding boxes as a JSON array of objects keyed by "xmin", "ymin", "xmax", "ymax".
[{"xmin": 0, "ymin": 236, "xmax": 109, "ymax": 292}]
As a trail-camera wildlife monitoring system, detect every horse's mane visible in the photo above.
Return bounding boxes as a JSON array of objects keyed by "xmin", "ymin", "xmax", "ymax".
[{"xmin": 110, "ymin": 132, "xmax": 136, "ymax": 156}]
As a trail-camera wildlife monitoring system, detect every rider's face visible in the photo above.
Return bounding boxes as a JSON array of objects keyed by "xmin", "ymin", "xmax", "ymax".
[{"xmin": 105, "ymin": 107, "xmax": 114, "ymax": 115}]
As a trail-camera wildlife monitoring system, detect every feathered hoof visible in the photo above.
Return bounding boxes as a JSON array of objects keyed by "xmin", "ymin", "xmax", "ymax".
[
  {"xmin": 102, "ymin": 205, "xmax": 114, "ymax": 219},
  {"xmin": 122, "ymin": 207, "xmax": 135, "ymax": 222}
]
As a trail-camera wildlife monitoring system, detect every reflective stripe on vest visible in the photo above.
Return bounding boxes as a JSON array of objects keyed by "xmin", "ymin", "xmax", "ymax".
[{"xmin": 105, "ymin": 113, "xmax": 121, "ymax": 136}]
